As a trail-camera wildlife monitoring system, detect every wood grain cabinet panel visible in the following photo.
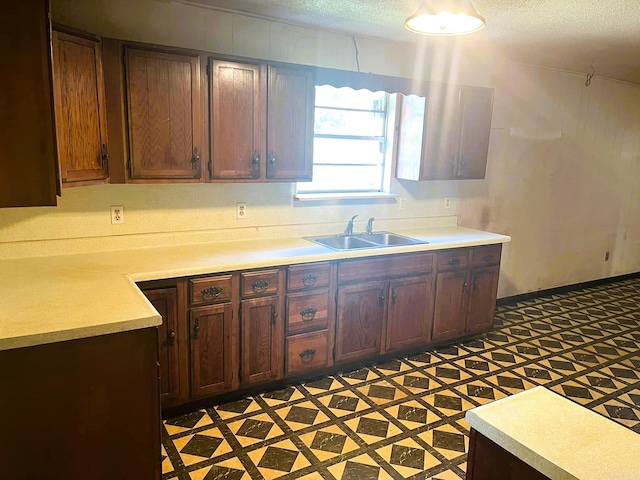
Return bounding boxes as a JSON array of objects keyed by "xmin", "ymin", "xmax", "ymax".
[
  {"xmin": 432, "ymin": 269, "xmax": 469, "ymax": 343},
  {"xmin": 385, "ymin": 275, "xmax": 434, "ymax": 352},
  {"xmin": 190, "ymin": 303, "xmax": 235, "ymax": 397},
  {"xmin": 241, "ymin": 296, "xmax": 282, "ymax": 385},
  {"xmin": 0, "ymin": 0, "xmax": 59, "ymax": 207},
  {"xmin": 52, "ymin": 30, "xmax": 109, "ymax": 185},
  {"xmin": 286, "ymin": 290, "xmax": 329, "ymax": 334},
  {"xmin": 189, "ymin": 274, "xmax": 233, "ymax": 306},
  {"xmin": 210, "ymin": 60, "xmax": 264, "ymax": 179},
  {"xmin": 125, "ymin": 47, "xmax": 201, "ymax": 180},
  {"xmin": 286, "ymin": 330, "xmax": 329, "ymax": 375},
  {"xmin": 467, "ymin": 265, "xmax": 500, "ymax": 335},
  {"xmin": 335, "ymin": 281, "xmax": 386, "ymax": 363}
]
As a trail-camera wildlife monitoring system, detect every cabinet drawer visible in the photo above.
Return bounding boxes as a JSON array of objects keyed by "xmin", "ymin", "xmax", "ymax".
[
  {"xmin": 471, "ymin": 244, "xmax": 502, "ymax": 267},
  {"xmin": 286, "ymin": 290, "xmax": 329, "ymax": 334},
  {"xmin": 286, "ymin": 330, "xmax": 329, "ymax": 375},
  {"xmin": 241, "ymin": 269, "xmax": 280, "ymax": 298},
  {"xmin": 436, "ymin": 249, "xmax": 469, "ymax": 272},
  {"xmin": 338, "ymin": 252, "xmax": 433, "ymax": 283},
  {"xmin": 190, "ymin": 275, "xmax": 233, "ymax": 306},
  {"xmin": 287, "ymin": 262, "xmax": 330, "ymax": 291}
]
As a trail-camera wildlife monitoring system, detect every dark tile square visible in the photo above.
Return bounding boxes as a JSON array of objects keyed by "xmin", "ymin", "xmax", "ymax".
[
  {"xmin": 376, "ymin": 359, "xmax": 403, "ymax": 372},
  {"xmin": 465, "ymin": 359, "xmax": 490, "ymax": 372},
  {"xmin": 560, "ymin": 333, "xmax": 585, "ymax": 343},
  {"xmin": 604, "ymin": 405, "xmax": 639, "ymax": 421},
  {"xmin": 397, "ymin": 405, "xmax": 429, "ymax": 424},
  {"xmin": 407, "ymin": 352, "xmax": 432, "ymax": 364},
  {"xmin": 356, "ymin": 417, "xmax": 389, "ymax": 437},
  {"xmin": 539, "ymin": 339, "xmax": 563, "ymax": 349},
  {"xmin": 258, "ymin": 446, "xmax": 298, "ymax": 472},
  {"xmin": 571, "ymin": 352, "xmax": 599, "ymax": 364},
  {"xmin": 594, "ymin": 345, "xmax": 620, "ymax": 356},
  {"xmin": 285, "ymin": 406, "xmax": 319, "ymax": 425},
  {"xmin": 613, "ymin": 339, "xmax": 636, "ymax": 348},
  {"xmin": 516, "ymin": 345, "xmax": 541, "ymax": 356},
  {"xmin": 467, "ymin": 385, "xmax": 495, "ymax": 400},
  {"xmin": 585, "ymin": 376, "xmax": 617, "ymax": 389},
  {"xmin": 496, "ymin": 376, "xmax": 525, "ymax": 390},
  {"xmin": 328, "ymin": 394, "xmax": 360, "ymax": 412},
  {"xmin": 181, "ymin": 435, "xmax": 223, "ymax": 458},
  {"xmin": 402, "ymin": 375, "xmax": 431, "ymax": 390},
  {"xmin": 236, "ymin": 418, "xmax": 274, "ymax": 440},
  {"xmin": 509, "ymin": 328, "xmax": 532, "ymax": 337},
  {"xmin": 436, "ymin": 346, "xmax": 461, "ymax": 356},
  {"xmin": 310, "ymin": 430, "xmax": 347, "ymax": 453},
  {"xmin": 434, "ymin": 394, "xmax": 463, "ymax": 411},
  {"xmin": 165, "ymin": 411, "xmax": 206, "ymax": 429},
  {"xmin": 342, "ymin": 461, "xmax": 380, "ymax": 480},
  {"xmin": 610, "ymin": 367, "xmax": 638, "ymax": 380},
  {"xmin": 491, "ymin": 352, "xmax": 516, "ymax": 363},
  {"xmin": 628, "ymin": 394, "xmax": 640, "ymax": 406},
  {"xmin": 561, "ymin": 385, "xmax": 593, "ymax": 400},
  {"xmin": 504, "ymin": 312, "xmax": 525, "ymax": 321},
  {"xmin": 342, "ymin": 368, "xmax": 370, "ymax": 380},
  {"xmin": 217, "ymin": 398, "xmax": 253, "ymax": 414},
  {"xmin": 368, "ymin": 384, "xmax": 397, "ymax": 400},
  {"xmin": 432, "ymin": 430, "xmax": 466, "ymax": 452},
  {"xmin": 435, "ymin": 366, "xmax": 461, "ymax": 380},
  {"xmin": 579, "ymin": 327, "xmax": 602, "ymax": 337},
  {"xmin": 390, "ymin": 444, "xmax": 425, "ymax": 469},
  {"xmin": 549, "ymin": 359, "xmax": 577, "ymax": 372},
  {"xmin": 463, "ymin": 339, "xmax": 488, "ymax": 349},
  {"xmin": 203, "ymin": 466, "xmax": 245, "ymax": 480},
  {"xmin": 263, "ymin": 387, "xmax": 296, "ymax": 402},
  {"xmin": 487, "ymin": 333, "xmax": 509, "ymax": 343},
  {"xmin": 305, "ymin": 377, "xmax": 335, "ymax": 391}
]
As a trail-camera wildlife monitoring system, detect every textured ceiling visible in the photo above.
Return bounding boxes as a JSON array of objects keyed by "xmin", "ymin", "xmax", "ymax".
[{"xmin": 180, "ymin": 0, "xmax": 640, "ymax": 84}]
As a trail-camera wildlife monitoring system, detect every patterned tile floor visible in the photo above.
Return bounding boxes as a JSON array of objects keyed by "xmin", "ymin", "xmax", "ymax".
[{"xmin": 162, "ymin": 277, "xmax": 640, "ymax": 479}]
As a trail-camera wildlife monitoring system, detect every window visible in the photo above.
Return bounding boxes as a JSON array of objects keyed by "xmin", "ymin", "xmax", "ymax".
[{"xmin": 297, "ymin": 85, "xmax": 394, "ymax": 194}]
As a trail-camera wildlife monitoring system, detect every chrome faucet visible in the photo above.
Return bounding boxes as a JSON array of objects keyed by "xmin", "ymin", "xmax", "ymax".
[
  {"xmin": 366, "ymin": 217, "xmax": 375, "ymax": 235},
  {"xmin": 344, "ymin": 215, "xmax": 358, "ymax": 236}
]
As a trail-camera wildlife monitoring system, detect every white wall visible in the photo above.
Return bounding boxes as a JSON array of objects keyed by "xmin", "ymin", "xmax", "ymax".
[{"xmin": 1, "ymin": 0, "xmax": 639, "ymax": 298}]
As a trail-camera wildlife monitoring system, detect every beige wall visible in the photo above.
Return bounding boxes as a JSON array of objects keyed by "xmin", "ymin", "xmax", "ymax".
[{"xmin": 1, "ymin": 0, "xmax": 638, "ymax": 298}]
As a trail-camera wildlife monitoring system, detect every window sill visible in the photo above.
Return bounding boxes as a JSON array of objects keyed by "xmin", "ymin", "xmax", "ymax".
[{"xmin": 294, "ymin": 192, "xmax": 399, "ymax": 202}]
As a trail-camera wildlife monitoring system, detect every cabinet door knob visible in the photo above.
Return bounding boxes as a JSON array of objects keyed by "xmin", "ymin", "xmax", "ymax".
[
  {"xmin": 268, "ymin": 151, "xmax": 275, "ymax": 165},
  {"xmin": 302, "ymin": 274, "xmax": 318, "ymax": 287},
  {"xmin": 252, "ymin": 150, "xmax": 260, "ymax": 176},
  {"xmin": 169, "ymin": 330, "xmax": 176, "ymax": 346},
  {"xmin": 191, "ymin": 147, "xmax": 201, "ymax": 170},
  {"xmin": 271, "ymin": 305, "xmax": 278, "ymax": 325},
  {"xmin": 101, "ymin": 143, "xmax": 109, "ymax": 169},
  {"xmin": 378, "ymin": 293, "xmax": 385, "ymax": 307},
  {"xmin": 252, "ymin": 279, "xmax": 270, "ymax": 293},
  {"xmin": 391, "ymin": 288, "xmax": 397, "ymax": 304},
  {"xmin": 300, "ymin": 307, "xmax": 317, "ymax": 321},
  {"xmin": 299, "ymin": 349, "xmax": 316, "ymax": 364},
  {"xmin": 473, "ymin": 279, "xmax": 479, "ymax": 290},
  {"xmin": 193, "ymin": 318, "xmax": 200, "ymax": 339}
]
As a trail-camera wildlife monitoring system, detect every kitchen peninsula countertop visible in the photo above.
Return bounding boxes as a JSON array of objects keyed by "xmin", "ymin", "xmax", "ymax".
[
  {"xmin": 0, "ymin": 226, "xmax": 510, "ymax": 351},
  {"xmin": 466, "ymin": 386, "xmax": 640, "ymax": 480}
]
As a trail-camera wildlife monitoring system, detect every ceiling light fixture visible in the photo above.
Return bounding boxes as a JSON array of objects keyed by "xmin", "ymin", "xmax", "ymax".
[{"xmin": 405, "ymin": 0, "xmax": 485, "ymax": 36}]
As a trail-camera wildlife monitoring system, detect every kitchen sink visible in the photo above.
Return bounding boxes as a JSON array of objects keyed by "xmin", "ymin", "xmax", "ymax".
[{"xmin": 308, "ymin": 232, "xmax": 427, "ymax": 251}]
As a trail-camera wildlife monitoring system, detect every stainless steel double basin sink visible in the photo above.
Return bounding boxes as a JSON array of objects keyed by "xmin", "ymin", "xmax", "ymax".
[{"xmin": 307, "ymin": 232, "xmax": 427, "ymax": 251}]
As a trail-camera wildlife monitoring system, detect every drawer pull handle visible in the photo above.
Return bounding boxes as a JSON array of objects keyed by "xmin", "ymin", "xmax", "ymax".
[
  {"xmin": 169, "ymin": 331, "xmax": 176, "ymax": 346},
  {"xmin": 193, "ymin": 318, "xmax": 200, "ymax": 339},
  {"xmin": 448, "ymin": 257, "xmax": 461, "ymax": 266},
  {"xmin": 252, "ymin": 279, "xmax": 270, "ymax": 293},
  {"xmin": 483, "ymin": 254, "xmax": 494, "ymax": 262},
  {"xmin": 191, "ymin": 147, "xmax": 200, "ymax": 170},
  {"xmin": 202, "ymin": 286, "xmax": 223, "ymax": 299},
  {"xmin": 300, "ymin": 308, "xmax": 317, "ymax": 321},
  {"xmin": 302, "ymin": 274, "xmax": 318, "ymax": 287},
  {"xmin": 299, "ymin": 349, "xmax": 316, "ymax": 364}
]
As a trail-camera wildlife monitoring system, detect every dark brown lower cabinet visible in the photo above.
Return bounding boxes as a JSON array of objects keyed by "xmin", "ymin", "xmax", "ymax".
[
  {"xmin": 466, "ymin": 429, "xmax": 550, "ymax": 480},
  {"xmin": 432, "ymin": 270, "xmax": 469, "ymax": 342},
  {"xmin": 467, "ymin": 265, "xmax": 500, "ymax": 334},
  {"xmin": 241, "ymin": 296, "xmax": 282, "ymax": 385},
  {"xmin": 385, "ymin": 275, "xmax": 433, "ymax": 351},
  {"xmin": 335, "ymin": 281, "xmax": 386, "ymax": 363},
  {"xmin": 0, "ymin": 329, "xmax": 161, "ymax": 479},
  {"xmin": 190, "ymin": 303, "xmax": 236, "ymax": 397}
]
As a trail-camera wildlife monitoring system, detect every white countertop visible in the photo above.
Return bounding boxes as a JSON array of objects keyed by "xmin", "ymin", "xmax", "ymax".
[
  {"xmin": 0, "ymin": 226, "xmax": 509, "ymax": 351},
  {"xmin": 466, "ymin": 386, "xmax": 640, "ymax": 480}
]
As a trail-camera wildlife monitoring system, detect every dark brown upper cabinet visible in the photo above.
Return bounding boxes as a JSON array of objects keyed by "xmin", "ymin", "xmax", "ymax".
[
  {"xmin": 124, "ymin": 47, "xmax": 202, "ymax": 181},
  {"xmin": 52, "ymin": 30, "xmax": 109, "ymax": 186},
  {"xmin": 396, "ymin": 84, "xmax": 494, "ymax": 181},
  {"xmin": 0, "ymin": 0, "xmax": 59, "ymax": 208},
  {"xmin": 209, "ymin": 59, "xmax": 314, "ymax": 182}
]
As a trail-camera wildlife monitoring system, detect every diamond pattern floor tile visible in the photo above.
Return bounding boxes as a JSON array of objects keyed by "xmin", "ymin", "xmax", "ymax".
[{"xmin": 163, "ymin": 277, "xmax": 640, "ymax": 480}]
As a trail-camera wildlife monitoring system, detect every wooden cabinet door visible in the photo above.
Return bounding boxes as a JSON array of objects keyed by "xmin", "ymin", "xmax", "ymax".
[
  {"xmin": 241, "ymin": 296, "xmax": 282, "ymax": 385},
  {"xmin": 466, "ymin": 265, "xmax": 500, "ymax": 335},
  {"xmin": 210, "ymin": 60, "xmax": 265, "ymax": 180},
  {"xmin": 422, "ymin": 83, "xmax": 460, "ymax": 180},
  {"xmin": 190, "ymin": 303, "xmax": 235, "ymax": 397},
  {"xmin": 52, "ymin": 31, "xmax": 108, "ymax": 185},
  {"xmin": 432, "ymin": 270, "xmax": 468, "ymax": 342},
  {"xmin": 335, "ymin": 281, "xmax": 386, "ymax": 363},
  {"xmin": 0, "ymin": 0, "xmax": 59, "ymax": 207},
  {"xmin": 455, "ymin": 86, "xmax": 494, "ymax": 179},
  {"xmin": 144, "ymin": 287, "xmax": 180, "ymax": 407},
  {"xmin": 125, "ymin": 47, "xmax": 201, "ymax": 180},
  {"xmin": 266, "ymin": 65, "xmax": 314, "ymax": 181},
  {"xmin": 385, "ymin": 275, "xmax": 433, "ymax": 352}
]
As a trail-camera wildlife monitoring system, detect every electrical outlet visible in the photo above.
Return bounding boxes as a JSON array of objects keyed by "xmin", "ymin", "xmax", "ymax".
[
  {"xmin": 236, "ymin": 202, "xmax": 247, "ymax": 219},
  {"xmin": 398, "ymin": 197, "xmax": 406, "ymax": 211},
  {"xmin": 444, "ymin": 197, "xmax": 451, "ymax": 209},
  {"xmin": 110, "ymin": 205, "xmax": 124, "ymax": 224},
  {"xmin": 605, "ymin": 251, "xmax": 610, "ymax": 261}
]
